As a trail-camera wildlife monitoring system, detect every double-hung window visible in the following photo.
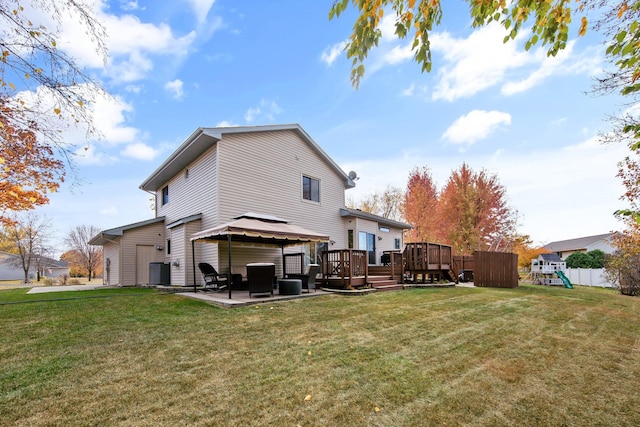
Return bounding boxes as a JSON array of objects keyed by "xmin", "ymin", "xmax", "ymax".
[{"xmin": 302, "ymin": 175, "xmax": 320, "ymax": 202}]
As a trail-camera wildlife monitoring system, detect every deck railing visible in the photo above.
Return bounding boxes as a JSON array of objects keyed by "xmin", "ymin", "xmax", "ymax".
[
  {"xmin": 404, "ymin": 242, "xmax": 453, "ymax": 272},
  {"xmin": 321, "ymin": 249, "xmax": 368, "ymax": 287},
  {"xmin": 382, "ymin": 250, "xmax": 404, "ymax": 283}
]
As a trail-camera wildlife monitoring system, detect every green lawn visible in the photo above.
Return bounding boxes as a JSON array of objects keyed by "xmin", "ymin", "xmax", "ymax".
[{"xmin": 1, "ymin": 285, "xmax": 639, "ymax": 426}]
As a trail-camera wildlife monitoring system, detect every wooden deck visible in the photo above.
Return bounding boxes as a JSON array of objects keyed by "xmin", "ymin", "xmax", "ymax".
[{"xmin": 403, "ymin": 242, "xmax": 456, "ymax": 282}]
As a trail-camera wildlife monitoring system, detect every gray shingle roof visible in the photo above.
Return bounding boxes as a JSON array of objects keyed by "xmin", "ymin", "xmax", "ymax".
[{"xmin": 543, "ymin": 233, "xmax": 614, "ymax": 253}]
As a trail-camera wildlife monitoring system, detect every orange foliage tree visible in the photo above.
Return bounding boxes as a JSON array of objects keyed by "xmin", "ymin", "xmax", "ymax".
[
  {"xmin": 61, "ymin": 248, "xmax": 103, "ymax": 278},
  {"xmin": 511, "ymin": 235, "xmax": 550, "ymax": 270},
  {"xmin": 0, "ymin": 99, "xmax": 64, "ymax": 225},
  {"xmin": 402, "ymin": 166, "xmax": 441, "ymax": 242},
  {"xmin": 402, "ymin": 163, "xmax": 519, "ymax": 255},
  {"xmin": 439, "ymin": 164, "xmax": 518, "ymax": 255}
]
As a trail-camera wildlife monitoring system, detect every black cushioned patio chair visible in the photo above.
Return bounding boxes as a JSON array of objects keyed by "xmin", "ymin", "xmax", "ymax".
[
  {"xmin": 198, "ymin": 262, "xmax": 228, "ymax": 292},
  {"xmin": 287, "ymin": 263, "xmax": 320, "ymax": 293}
]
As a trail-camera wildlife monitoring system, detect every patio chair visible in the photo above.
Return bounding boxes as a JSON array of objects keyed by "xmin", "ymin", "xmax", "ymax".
[
  {"xmin": 198, "ymin": 263, "xmax": 228, "ymax": 292},
  {"xmin": 287, "ymin": 263, "xmax": 320, "ymax": 293},
  {"xmin": 246, "ymin": 263, "xmax": 275, "ymax": 297}
]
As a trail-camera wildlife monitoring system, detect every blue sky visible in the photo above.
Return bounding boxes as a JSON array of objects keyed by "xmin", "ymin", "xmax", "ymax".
[{"xmin": 22, "ymin": 0, "xmax": 628, "ymax": 250}]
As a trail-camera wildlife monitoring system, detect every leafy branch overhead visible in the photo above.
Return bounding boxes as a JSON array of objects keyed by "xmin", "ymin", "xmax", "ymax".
[{"xmin": 329, "ymin": 0, "xmax": 589, "ymax": 88}]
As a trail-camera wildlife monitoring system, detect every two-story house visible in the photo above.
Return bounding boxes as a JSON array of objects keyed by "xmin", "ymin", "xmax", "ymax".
[{"xmin": 89, "ymin": 124, "xmax": 411, "ymax": 287}]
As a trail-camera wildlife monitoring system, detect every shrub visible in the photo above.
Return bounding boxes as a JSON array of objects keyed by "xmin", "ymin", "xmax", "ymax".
[
  {"xmin": 566, "ymin": 252, "xmax": 592, "ymax": 268},
  {"xmin": 565, "ymin": 250, "xmax": 607, "ymax": 269},
  {"xmin": 604, "ymin": 251, "xmax": 640, "ymax": 296}
]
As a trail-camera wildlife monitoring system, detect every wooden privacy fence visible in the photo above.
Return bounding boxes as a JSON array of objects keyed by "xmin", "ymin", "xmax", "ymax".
[{"xmin": 474, "ymin": 251, "xmax": 519, "ymax": 288}]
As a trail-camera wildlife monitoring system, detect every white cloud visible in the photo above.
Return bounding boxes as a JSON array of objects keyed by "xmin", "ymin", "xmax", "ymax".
[
  {"xmin": 400, "ymin": 82, "xmax": 427, "ymax": 97},
  {"xmin": 321, "ymin": 41, "xmax": 347, "ymax": 66},
  {"xmin": 442, "ymin": 110, "xmax": 512, "ymax": 147},
  {"xmin": 119, "ymin": 0, "xmax": 144, "ymax": 11},
  {"xmin": 402, "ymin": 83, "xmax": 416, "ymax": 97},
  {"xmin": 91, "ymin": 93, "xmax": 140, "ymax": 144},
  {"xmin": 501, "ymin": 41, "xmax": 600, "ymax": 96},
  {"xmin": 184, "ymin": 0, "xmax": 216, "ymax": 24},
  {"xmin": 73, "ymin": 144, "xmax": 118, "ymax": 166},
  {"xmin": 121, "ymin": 142, "xmax": 160, "ymax": 160},
  {"xmin": 13, "ymin": 85, "xmax": 139, "ymax": 148},
  {"xmin": 164, "ymin": 79, "xmax": 184, "ymax": 100},
  {"xmin": 430, "ymin": 24, "xmax": 532, "ymax": 101},
  {"xmin": 216, "ymin": 120, "xmax": 239, "ymax": 127},
  {"xmin": 46, "ymin": 2, "xmax": 198, "ymax": 83},
  {"xmin": 244, "ymin": 99, "xmax": 283, "ymax": 123}
]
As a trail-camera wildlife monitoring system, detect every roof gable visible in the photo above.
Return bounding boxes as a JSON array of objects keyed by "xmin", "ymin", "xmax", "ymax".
[
  {"xmin": 339, "ymin": 208, "xmax": 412, "ymax": 230},
  {"xmin": 89, "ymin": 217, "xmax": 165, "ymax": 245},
  {"xmin": 543, "ymin": 233, "xmax": 614, "ymax": 252},
  {"xmin": 139, "ymin": 124, "xmax": 356, "ymax": 192}
]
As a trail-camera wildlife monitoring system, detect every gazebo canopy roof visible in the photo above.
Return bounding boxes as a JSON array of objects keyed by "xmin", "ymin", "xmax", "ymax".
[{"xmin": 190, "ymin": 214, "xmax": 330, "ymax": 246}]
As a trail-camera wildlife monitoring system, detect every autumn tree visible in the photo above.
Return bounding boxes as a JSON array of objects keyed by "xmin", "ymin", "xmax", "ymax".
[
  {"xmin": 64, "ymin": 225, "xmax": 102, "ymax": 280},
  {"xmin": 605, "ymin": 141, "xmax": 640, "ymax": 295},
  {"xmin": 402, "ymin": 166, "xmax": 441, "ymax": 242},
  {"xmin": 438, "ymin": 163, "xmax": 518, "ymax": 255},
  {"xmin": 348, "ymin": 185, "xmax": 405, "ymax": 221},
  {"xmin": 0, "ymin": 0, "xmax": 107, "ymax": 221},
  {"xmin": 0, "ymin": 212, "xmax": 53, "ymax": 283},
  {"xmin": 0, "ymin": 101, "xmax": 64, "ymax": 224},
  {"xmin": 605, "ymin": 224, "xmax": 640, "ymax": 295},
  {"xmin": 60, "ymin": 249, "xmax": 84, "ymax": 277},
  {"xmin": 511, "ymin": 235, "xmax": 550, "ymax": 270}
]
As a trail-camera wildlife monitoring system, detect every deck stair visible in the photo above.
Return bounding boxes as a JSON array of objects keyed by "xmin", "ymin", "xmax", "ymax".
[{"xmin": 367, "ymin": 275, "xmax": 403, "ymax": 291}]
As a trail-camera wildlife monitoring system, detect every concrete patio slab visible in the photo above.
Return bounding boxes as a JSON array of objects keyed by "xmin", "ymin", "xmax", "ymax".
[
  {"xmin": 27, "ymin": 285, "xmax": 114, "ymax": 294},
  {"xmin": 177, "ymin": 289, "xmax": 331, "ymax": 308}
]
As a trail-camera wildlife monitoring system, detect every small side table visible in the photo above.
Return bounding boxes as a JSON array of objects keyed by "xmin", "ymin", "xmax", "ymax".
[{"xmin": 278, "ymin": 278, "xmax": 302, "ymax": 295}]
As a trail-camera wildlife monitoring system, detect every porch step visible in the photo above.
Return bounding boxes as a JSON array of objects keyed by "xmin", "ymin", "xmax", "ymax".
[
  {"xmin": 371, "ymin": 282, "xmax": 404, "ymax": 291},
  {"xmin": 368, "ymin": 278, "xmax": 403, "ymax": 291}
]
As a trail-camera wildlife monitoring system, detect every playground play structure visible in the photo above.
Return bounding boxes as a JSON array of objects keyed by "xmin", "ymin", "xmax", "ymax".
[{"xmin": 529, "ymin": 253, "xmax": 573, "ymax": 289}]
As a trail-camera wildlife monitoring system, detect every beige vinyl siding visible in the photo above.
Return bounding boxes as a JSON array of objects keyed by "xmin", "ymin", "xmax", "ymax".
[
  {"xmin": 156, "ymin": 145, "xmax": 219, "ymax": 275},
  {"xmin": 168, "ymin": 225, "xmax": 185, "ymax": 286},
  {"xmin": 156, "ymin": 145, "xmax": 218, "ymax": 227},
  {"xmin": 103, "ymin": 241, "xmax": 120, "ymax": 286},
  {"xmin": 184, "ymin": 220, "xmax": 203, "ymax": 286},
  {"xmin": 120, "ymin": 222, "xmax": 165, "ymax": 286},
  {"xmin": 378, "ymin": 228, "xmax": 404, "ymax": 254},
  {"xmin": 166, "ymin": 220, "xmax": 203, "ymax": 287},
  {"xmin": 218, "ymin": 130, "xmax": 347, "ymax": 246},
  {"xmin": 352, "ymin": 218, "xmax": 405, "ymax": 265}
]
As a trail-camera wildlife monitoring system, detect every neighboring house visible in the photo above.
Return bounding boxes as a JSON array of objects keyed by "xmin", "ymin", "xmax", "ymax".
[
  {"xmin": 543, "ymin": 233, "xmax": 615, "ymax": 260},
  {"xmin": 0, "ymin": 251, "xmax": 69, "ymax": 281},
  {"xmin": 90, "ymin": 124, "xmax": 412, "ymax": 287}
]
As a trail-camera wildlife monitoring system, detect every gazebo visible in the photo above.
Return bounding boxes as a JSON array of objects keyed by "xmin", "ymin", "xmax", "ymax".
[{"xmin": 190, "ymin": 213, "xmax": 330, "ymax": 299}]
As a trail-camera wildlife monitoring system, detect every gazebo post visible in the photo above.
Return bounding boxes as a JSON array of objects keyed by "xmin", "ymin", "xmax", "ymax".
[
  {"xmin": 192, "ymin": 239, "xmax": 197, "ymax": 293},
  {"xmin": 228, "ymin": 234, "xmax": 232, "ymax": 299}
]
